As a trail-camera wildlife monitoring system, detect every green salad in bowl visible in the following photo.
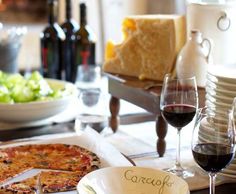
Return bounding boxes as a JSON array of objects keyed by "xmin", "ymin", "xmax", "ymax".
[
  {"xmin": 0, "ymin": 71, "xmax": 73, "ymax": 104},
  {"xmin": 0, "ymin": 71, "xmax": 78, "ymax": 122}
]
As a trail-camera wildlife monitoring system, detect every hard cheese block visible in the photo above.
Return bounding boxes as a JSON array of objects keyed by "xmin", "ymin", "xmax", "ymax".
[{"xmin": 103, "ymin": 15, "xmax": 186, "ymax": 81}]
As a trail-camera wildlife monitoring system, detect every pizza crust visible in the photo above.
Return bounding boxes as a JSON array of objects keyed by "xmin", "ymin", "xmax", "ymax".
[
  {"xmin": 0, "ymin": 175, "xmax": 39, "ymax": 194},
  {"xmin": 40, "ymin": 171, "xmax": 83, "ymax": 193}
]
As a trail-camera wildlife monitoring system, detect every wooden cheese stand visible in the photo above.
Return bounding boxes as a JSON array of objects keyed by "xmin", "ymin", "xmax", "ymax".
[{"xmin": 107, "ymin": 73, "xmax": 205, "ymax": 157}]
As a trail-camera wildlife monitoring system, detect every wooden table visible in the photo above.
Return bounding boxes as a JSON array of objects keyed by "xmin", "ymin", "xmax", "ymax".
[
  {"xmin": 191, "ymin": 183, "xmax": 236, "ymax": 194},
  {"xmin": 0, "ymin": 121, "xmax": 235, "ymax": 194},
  {"xmin": 107, "ymin": 74, "xmax": 205, "ymax": 157},
  {"xmin": 0, "ymin": 122, "xmax": 75, "ymax": 141}
]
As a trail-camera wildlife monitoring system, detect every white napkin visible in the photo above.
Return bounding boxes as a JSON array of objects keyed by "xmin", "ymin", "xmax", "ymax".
[
  {"xmin": 0, "ymin": 127, "xmax": 133, "ymax": 194},
  {"xmin": 0, "ymin": 127, "xmax": 132, "ymax": 167}
]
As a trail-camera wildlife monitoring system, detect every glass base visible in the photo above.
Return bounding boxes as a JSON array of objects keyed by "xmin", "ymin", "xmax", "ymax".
[
  {"xmin": 100, "ymin": 127, "xmax": 114, "ymax": 137},
  {"xmin": 165, "ymin": 165, "xmax": 194, "ymax": 179}
]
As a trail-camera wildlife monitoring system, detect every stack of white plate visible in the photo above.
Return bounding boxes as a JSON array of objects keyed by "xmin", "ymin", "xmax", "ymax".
[
  {"xmin": 206, "ymin": 66, "xmax": 236, "ymax": 124},
  {"xmin": 199, "ymin": 65, "xmax": 236, "ymax": 178}
]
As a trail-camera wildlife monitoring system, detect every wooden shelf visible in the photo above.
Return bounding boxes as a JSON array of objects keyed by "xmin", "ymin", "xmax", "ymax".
[{"xmin": 107, "ymin": 73, "xmax": 205, "ymax": 157}]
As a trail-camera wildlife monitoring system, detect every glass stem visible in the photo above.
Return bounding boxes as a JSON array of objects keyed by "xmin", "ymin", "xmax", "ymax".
[
  {"xmin": 175, "ymin": 128, "xmax": 182, "ymax": 168},
  {"xmin": 209, "ymin": 173, "xmax": 216, "ymax": 194}
]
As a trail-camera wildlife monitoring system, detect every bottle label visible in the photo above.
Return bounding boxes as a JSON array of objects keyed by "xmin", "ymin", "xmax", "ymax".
[
  {"xmin": 42, "ymin": 47, "xmax": 48, "ymax": 70},
  {"xmin": 80, "ymin": 51, "xmax": 90, "ymax": 64},
  {"xmin": 75, "ymin": 42, "xmax": 95, "ymax": 65},
  {"xmin": 41, "ymin": 39, "xmax": 61, "ymax": 79}
]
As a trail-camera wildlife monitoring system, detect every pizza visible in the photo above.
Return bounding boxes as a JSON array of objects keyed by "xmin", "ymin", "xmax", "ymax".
[
  {"xmin": 40, "ymin": 171, "xmax": 83, "ymax": 193},
  {"xmin": 0, "ymin": 175, "xmax": 39, "ymax": 194},
  {"xmin": 0, "ymin": 143, "xmax": 100, "ymax": 193},
  {"xmin": 0, "ymin": 159, "xmax": 32, "ymax": 185}
]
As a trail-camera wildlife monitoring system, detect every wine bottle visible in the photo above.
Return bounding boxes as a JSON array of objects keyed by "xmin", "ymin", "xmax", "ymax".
[
  {"xmin": 61, "ymin": 0, "xmax": 79, "ymax": 82},
  {"xmin": 40, "ymin": 0, "xmax": 66, "ymax": 80},
  {"xmin": 74, "ymin": 3, "xmax": 96, "ymax": 66}
]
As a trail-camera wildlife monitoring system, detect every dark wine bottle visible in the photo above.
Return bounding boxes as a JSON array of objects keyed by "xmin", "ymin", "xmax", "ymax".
[
  {"xmin": 74, "ymin": 2, "xmax": 96, "ymax": 66},
  {"xmin": 61, "ymin": 0, "xmax": 79, "ymax": 82},
  {"xmin": 40, "ymin": 0, "xmax": 66, "ymax": 80}
]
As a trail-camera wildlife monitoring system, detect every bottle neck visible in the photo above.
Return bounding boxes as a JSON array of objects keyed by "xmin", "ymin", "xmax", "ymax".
[
  {"xmin": 48, "ymin": 0, "xmax": 57, "ymax": 25},
  {"xmin": 80, "ymin": 3, "xmax": 87, "ymax": 26},
  {"xmin": 190, "ymin": 30, "xmax": 202, "ymax": 44},
  {"xmin": 66, "ymin": 0, "xmax": 72, "ymax": 20}
]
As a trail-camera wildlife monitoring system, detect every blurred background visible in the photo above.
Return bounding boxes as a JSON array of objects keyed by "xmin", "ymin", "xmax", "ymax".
[{"xmin": 0, "ymin": 0, "xmax": 186, "ymax": 72}]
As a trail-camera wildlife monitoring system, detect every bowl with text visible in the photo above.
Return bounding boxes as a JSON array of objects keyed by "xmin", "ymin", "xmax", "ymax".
[{"xmin": 77, "ymin": 166, "xmax": 189, "ymax": 194}]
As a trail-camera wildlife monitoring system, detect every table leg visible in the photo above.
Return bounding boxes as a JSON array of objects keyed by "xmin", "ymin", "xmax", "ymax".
[
  {"xmin": 109, "ymin": 96, "xmax": 120, "ymax": 133},
  {"xmin": 156, "ymin": 115, "xmax": 167, "ymax": 157}
]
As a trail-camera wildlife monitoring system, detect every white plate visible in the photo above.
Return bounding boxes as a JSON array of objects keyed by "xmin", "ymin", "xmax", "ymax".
[
  {"xmin": 206, "ymin": 85, "xmax": 236, "ymax": 102},
  {"xmin": 198, "ymin": 130, "xmax": 226, "ymax": 143},
  {"xmin": 207, "ymin": 66, "xmax": 236, "ymax": 83},
  {"xmin": 206, "ymin": 105, "xmax": 232, "ymax": 118},
  {"xmin": 77, "ymin": 166, "xmax": 190, "ymax": 194},
  {"xmin": 206, "ymin": 85, "xmax": 236, "ymax": 98},
  {"xmin": 206, "ymin": 73, "xmax": 236, "ymax": 88},
  {"xmin": 0, "ymin": 79, "xmax": 78, "ymax": 122},
  {"xmin": 206, "ymin": 93, "xmax": 233, "ymax": 105},
  {"xmin": 206, "ymin": 99, "xmax": 232, "ymax": 112},
  {"xmin": 222, "ymin": 168, "xmax": 236, "ymax": 175},
  {"xmin": 206, "ymin": 77, "xmax": 236, "ymax": 91},
  {"xmin": 225, "ymin": 161, "xmax": 236, "ymax": 169},
  {"xmin": 206, "ymin": 94, "xmax": 232, "ymax": 108},
  {"xmin": 199, "ymin": 121, "xmax": 228, "ymax": 138},
  {"xmin": 219, "ymin": 172, "xmax": 236, "ymax": 179}
]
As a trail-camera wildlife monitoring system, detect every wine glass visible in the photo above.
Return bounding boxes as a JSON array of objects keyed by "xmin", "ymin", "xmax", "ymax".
[
  {"xmin": 160, "ymin": 74, "xmax": 198, "ymax": 178},
  {"xmin": 75, "ymin": 64, "xmax": 102, "ymax": 91},
  {"xmin": 192, "ymin": 107, "xmax": 236, "ymax": 194},
  {"xmin": 75, "ymin": 89, "xmax": 110, "ymax": 134}
]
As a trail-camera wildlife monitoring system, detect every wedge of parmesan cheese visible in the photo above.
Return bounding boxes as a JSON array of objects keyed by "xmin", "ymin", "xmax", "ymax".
[{"xmin": 103, "ymin": 15, "xmax": 186, "ymax": 81}]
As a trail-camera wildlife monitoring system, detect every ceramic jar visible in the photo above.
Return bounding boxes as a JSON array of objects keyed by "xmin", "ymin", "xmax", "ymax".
[
  {"xmin": 187, "ymin": 1, "xmax": 236, "ymax": 65},
  {"xmin": 176, "ymin": 29, "xmax": 212, "ymax": 87}
]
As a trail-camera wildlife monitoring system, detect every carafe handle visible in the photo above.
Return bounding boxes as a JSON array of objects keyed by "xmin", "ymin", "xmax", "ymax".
[{"xmin": 201, "ymin": 38, "xmax": 211, "ymax": 63}]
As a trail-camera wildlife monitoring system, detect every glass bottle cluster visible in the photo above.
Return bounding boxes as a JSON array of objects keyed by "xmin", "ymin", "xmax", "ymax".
[{"xmin": 40, "ymin": 0, "xmax": 96, "ymax": 82}]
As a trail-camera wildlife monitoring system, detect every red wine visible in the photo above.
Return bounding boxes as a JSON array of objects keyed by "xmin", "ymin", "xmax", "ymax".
[
  {"xmin": 74, "ymin": 3, "xmax": 96, "ymax": 66},
  {"xmin": 161, "ymin": 104, "xmax": 196, "ymax": 129},
  {"xmin": 61, "ymin": 0, "xmax": 79, "ymax": 82},
  {"xmin": 41, "ymin": 0, "xmax": 66, "ymax": 80},
  {"xmin": 192, "ymin": 143, "xmax": 234, "ymax": 173}
]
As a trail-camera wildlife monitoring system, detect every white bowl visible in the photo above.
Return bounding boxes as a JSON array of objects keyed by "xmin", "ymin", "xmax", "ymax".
[
  {"xmin": 77, "ymin": 166, "xmax": 189, "ymax": 194},
  {"xmin": 0, "ymin": 79, "xmax": 78, "ymax": 122}
]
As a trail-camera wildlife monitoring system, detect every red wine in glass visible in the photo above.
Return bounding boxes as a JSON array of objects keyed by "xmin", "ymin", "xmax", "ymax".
[
  {"xmin": 160, "ymin": 75, "xmax": 198, "ymax": 178},
  {"xmin": 161, "ymin": 104, "xmax": 196, "ymax": 130},
  {"xmin": 192, "ymin": 143, "xmax": 235, "ymax": 173},
  {"xmin": 192, "ymin": 107, "xmax": 236, "ymax": 194}
]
